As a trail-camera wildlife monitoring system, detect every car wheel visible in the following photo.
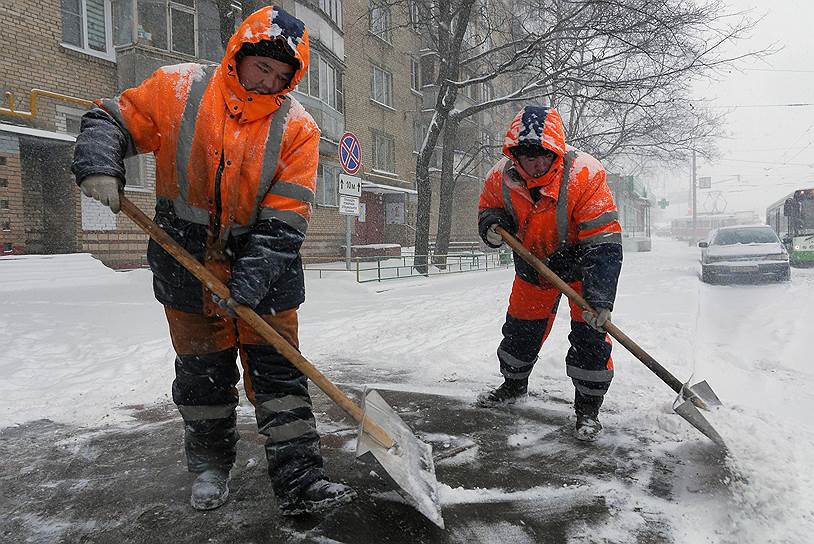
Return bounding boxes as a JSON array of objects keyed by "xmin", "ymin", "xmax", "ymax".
[
  {"xmin": 701, "ymin": 267, "xmax": 714, "ymax": 284},
  {"xmin": 779, "ymin": 267, "xmax": 791, "ymax": 282}
]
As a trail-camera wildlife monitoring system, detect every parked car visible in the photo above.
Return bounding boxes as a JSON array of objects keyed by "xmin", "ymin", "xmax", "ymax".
[{"xmin": 698, "ymin": 225, "xmax": 791, "ymax": 284}]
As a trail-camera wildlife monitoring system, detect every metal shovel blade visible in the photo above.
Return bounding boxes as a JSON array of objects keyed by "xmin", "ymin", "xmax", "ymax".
[
  {"xmin": 356, "ymin": 389, "xmax": 444, "ymax": 529},
  {"xmin": 673, "ymin": 381, "xmax": 726, "ymax": 448}
]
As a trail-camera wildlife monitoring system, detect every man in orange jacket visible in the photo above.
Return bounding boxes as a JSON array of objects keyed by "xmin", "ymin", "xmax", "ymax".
[
  {"xmin": 72, "ymin": 6, "xmax": 356, "ymax": 514},
  {"xmin": 477, "ymin": 106, "xmax": 623, "ymax": 441}
]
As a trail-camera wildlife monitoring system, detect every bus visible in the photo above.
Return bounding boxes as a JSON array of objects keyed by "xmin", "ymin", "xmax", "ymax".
[{"xmin": 766, "ymin": 187, "xmax": 814, "ymax": 266}]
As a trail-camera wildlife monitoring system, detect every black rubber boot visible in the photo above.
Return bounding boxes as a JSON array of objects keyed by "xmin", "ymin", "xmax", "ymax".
[
  {"xmin": 476, "ymin": 378, "xmax": 529, "ymax": 407},
  {"xmin": 190, "ymin": 468, "xmax": 230, "ymax": 510},
  {"xmin": 278, "ymin": 479, "xmax": 357, "ymax": 516},
  {"xmin": 574, "ymin": 391, "xmax": 604, "ymax": 441}
]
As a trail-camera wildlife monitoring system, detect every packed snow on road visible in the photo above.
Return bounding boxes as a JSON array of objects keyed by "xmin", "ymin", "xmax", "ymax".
[{"xmin": 1, "ymin": 237, "xmax": 812, "ymax": 542}]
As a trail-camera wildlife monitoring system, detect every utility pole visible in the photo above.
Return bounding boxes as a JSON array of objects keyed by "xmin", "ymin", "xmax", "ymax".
[{"xmin": 691, "ymin": 148, "xmax": 697, "ymax": 245}]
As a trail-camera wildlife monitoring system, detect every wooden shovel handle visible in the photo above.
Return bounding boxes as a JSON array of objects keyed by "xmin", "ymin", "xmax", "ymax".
[
  {"xmin": 120, "ymin": 197, "xmax": 396, "ymax": 449},
  {"xmin": 495, "ymin": 226, "xmax": 685, "ymax": 394}
]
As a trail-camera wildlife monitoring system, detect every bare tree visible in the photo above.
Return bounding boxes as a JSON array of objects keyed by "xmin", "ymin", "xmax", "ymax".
[{"xmin": 417, "ymin": 0, "xmax": 763, "ymax": 265}]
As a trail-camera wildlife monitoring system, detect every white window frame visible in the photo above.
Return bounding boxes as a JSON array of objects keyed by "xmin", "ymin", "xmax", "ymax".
[
  {"xmin": 372, "ymin": 130, "xmax": 396, "ymax": 174},
  {"xmin": 410, "ymin": 57, "xmax": 421, "ymax": 93},
  {"xmin": 60, "ymin": 0, "xmax": 116, "ymax": 61},
  {"xmin": 371, "ymin": 65, "xmax": 393, "ymax": 108},
  {"xmin": 369, "ymin": 0, "xmax": 391, "ymax": 43},
  {"xmin": 298, "ymin": 49, "xmax": 344, "ymax": 114},
  {"xmin": 168, "ymin": 0, "xmax": 198, "ymax": 57},
  {"xmin": 316, "ymin": 163, "xmax": 340, "ymax": 207},
  {"xmin": 319, "ymin": 0, "xmax": 343, "ymax": 28}
]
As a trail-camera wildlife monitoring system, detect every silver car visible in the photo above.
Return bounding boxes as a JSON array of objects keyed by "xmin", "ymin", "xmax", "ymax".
[{"xmin": 698, "ymin": 225, "xmax": 791, "ymax": 284}]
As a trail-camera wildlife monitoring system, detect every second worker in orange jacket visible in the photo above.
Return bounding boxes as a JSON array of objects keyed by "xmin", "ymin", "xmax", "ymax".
[{"xmin": 477, "ymin": 106, "xmax": 623, "ymax": 441}]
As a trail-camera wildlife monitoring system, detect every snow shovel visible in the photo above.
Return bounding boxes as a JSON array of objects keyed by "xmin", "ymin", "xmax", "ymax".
[
  {"xmin": 495, "ymin": 227, "xmax": 726, "ymax": 448},
  {"xmin": 119, "ymin": 197, "xmax": 444, "ymax": 527}
]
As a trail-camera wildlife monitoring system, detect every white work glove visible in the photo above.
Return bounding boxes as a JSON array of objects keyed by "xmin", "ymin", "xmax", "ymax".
[
  {"xmin": 485, "ymin": 224, "xmax": 504, "ymax": 246},
  {"xmin": 80, "ymin": 175, "xmax": 122, "ymax": 213},
  {"xmin": 583, "ymin": 308, "xmax": 611, "ymax": 332}
]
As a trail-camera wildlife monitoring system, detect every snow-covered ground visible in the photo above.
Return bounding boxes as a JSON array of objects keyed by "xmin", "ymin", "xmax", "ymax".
[{"xmin": 1, "ymin": 237, "xmax": 812, "ymax": 542}]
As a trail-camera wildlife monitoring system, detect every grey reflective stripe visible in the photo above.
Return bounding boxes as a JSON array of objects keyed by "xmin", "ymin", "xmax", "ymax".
[
  {"xmin": 555, "ymin": 151, "xmax": 576, "ymax": 247},
  {"xmin": 574, "ymin": 382, "xmax": 608, "ymax": 397},
  {"xmin": 258, "ymin": 395, "xmax": 312, "ymax": 414},
  {"xmin": 98, "ymin": 99, "xmax": 137, "ymax": 157},
  {"xmin": 579, "ymin": 231, "xmax": 623, "ymax": 246},
  {"xmin": 173, "ymin": 197, "xmax": 210, "ymax": 225},
  {"xmin": 252, "ymin": 98, "xmax": 293, "ymax": 223},
  {"xmin": 566, "ymin": 365, "xmax": 614, "ymax": 382},
  {"xmin": 501, "ymin": 163, "xmax": 519, "ymax": 227},
  {"xmin": 501, "ymin": 367, "xmax": 533, "ymax": 380},
  {"xmin": 268, "ymin": 181, "xmax": 315, "ymax": 205},
  {"xmin": 261, "ymin": 418, "xmax": 316, "ymax": 442},
  {"xmin": 578, "ymin": 211, "xmax": 619, "ymax": 231},
  {"xmin": 177, "ymin": 403, "xmax": 237, "ymax": 421},
  {"xmin": 175, "ymin": 65, "xmax": 217, "ymax": 225},
  {"xmin": 257, "ymin": 208, "xmax": 309, "ymax": 234},
  {"xmin": 498, "ymin": 347, "xmax": 537, "ymax": 369}
]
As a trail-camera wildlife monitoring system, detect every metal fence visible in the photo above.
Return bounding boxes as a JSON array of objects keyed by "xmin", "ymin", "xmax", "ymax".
[{"xmin": 303, "ymin": 250, "xmax": 514, "ymax": 283}]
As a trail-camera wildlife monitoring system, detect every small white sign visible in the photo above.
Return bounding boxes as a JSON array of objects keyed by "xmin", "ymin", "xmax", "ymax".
[
  {"xmin": 339, "ymin": 195, "xmax": 360, "ymax": 216},
  {"xmin": 338, "ymin": 174, "xmax": 362, "ymax": 197}
]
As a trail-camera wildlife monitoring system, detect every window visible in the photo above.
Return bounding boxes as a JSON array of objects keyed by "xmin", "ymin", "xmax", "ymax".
[
  {"xmin": 372, "ymin": 131, "xmax": 396, "ymax": 173},
  {"xmin": 420, "ymin": 55, "xmax": 436, "ymax": 88},
  {"xmin": 3, "ymin": 243, "xmax": 12, "ymax": 253},
  {"xmin": 316, "ymin": 163, "xmax": 340, "ymax": 207},
  {"xmin": 123, "ymin": 155, "xmax": 153, "ymax": 190},
  {"xmin": 414, "ymin": 120, "xmax": 427, "ymax": 152},
  {"xmin": 319, "ymin": 0, "xmax": 342, "ymax": 28},
  {"xmin": 482, "ymin": 81, "xmax": 494, "ymax": 102},
  {"xmin": 371, "ymin": 65, "xmax": 393, "ymax": 107},
  {"xmin": 299, "ymin": 49, "xmax": 344, "ymax": 113},
  {"xmin": 1, "ymin": 221, "xmax": 10, "ymax": 232},
  {"xmin": 0, "ymin": 200, "xmax": 8, "ymax": 210},
  {"xmin": 112, "ymin": 0, "xmax": 134, "ymax": 45},
  {"xmin": 410, "ymin": 57, "xmax": 421, "ymax": 92},
  {"xmin": 408, "ymin": 0, "xmax": 421, "ymax": 30},
  {"xmin": 57, "ymin": 106, "xmax": 85, "ymax": 135},
  {"xmin": 0, "ymin": 178, "xmax": 7, "ymax": 188},
  {"xmin": 369, "ymin": 0, "xmax": 391, "ymax": 42},
  {"xmin": 134, "ymin": 0, "xmax": 196, "ymax": 56},
  {"xmin": 60, "ymin": 0, "xmax": 114, "ymax": 59}
]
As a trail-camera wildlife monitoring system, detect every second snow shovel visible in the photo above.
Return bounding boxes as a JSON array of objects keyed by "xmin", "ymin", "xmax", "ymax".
[
  {"xmin": 120, "ymin": 197, "xmax": 444, "ymax": 528},
  {"xmin": 495, "ymin": 226, "xmax": 726, "ymax": 448}
]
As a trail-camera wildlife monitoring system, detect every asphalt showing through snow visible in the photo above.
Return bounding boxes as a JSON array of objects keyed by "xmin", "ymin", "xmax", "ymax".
[{"xmin": 0, "ymin": 385, "xmax": 728, "ymax": 543}]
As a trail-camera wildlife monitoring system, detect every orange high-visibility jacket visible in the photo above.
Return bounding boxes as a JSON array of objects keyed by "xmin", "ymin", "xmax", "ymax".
[
  {"xmin": 98, "ymin": 7, "xmax": 316, "ymax": 237},
  {"xmin": 72, "ymin": 6, "xmax": 318, "ymax": 314},
  {"xmin": 478, "ymin": 106, "xmax": 623, "ymax": 310}
]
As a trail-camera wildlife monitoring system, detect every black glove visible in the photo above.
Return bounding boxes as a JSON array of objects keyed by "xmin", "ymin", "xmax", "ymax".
[{"xmin": 478, "ymin": 209, "xmax": 515, "ymax": 248}]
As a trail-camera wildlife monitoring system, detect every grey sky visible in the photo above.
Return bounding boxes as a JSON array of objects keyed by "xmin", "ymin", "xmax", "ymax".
[{"xmin": 657, "ymin": 0, "xmax": 814, "ymax": 220}]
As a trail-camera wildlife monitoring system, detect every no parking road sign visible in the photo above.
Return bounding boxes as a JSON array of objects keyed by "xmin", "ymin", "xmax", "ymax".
[{"xmin": 339, "ymin": 131, "xmax": 361, "ymax": 174}]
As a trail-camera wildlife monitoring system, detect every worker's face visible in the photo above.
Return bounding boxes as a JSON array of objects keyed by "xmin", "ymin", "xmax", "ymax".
[
  {"xmin": 515, "ymin": 148, "xmax": 556, "ymax": 178},
  {"xmin": 237, "ymin": 55, "xmax": 296, "ymax": 95}
]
